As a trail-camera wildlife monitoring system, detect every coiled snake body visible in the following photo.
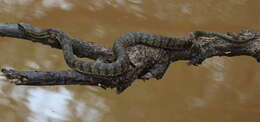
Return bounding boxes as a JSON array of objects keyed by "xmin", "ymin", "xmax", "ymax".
[
  {"xmin": 18, "ymin": 24, "xmax": 255, "ymax": 77},
  {"xmin": 18, "ymin": 24, "xmax": 193, "ymax": 76}
]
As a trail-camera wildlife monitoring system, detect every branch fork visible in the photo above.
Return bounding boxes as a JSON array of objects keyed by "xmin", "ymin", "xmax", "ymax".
[{"xmin": 0, "ymin": 23, "xmax": 259, "ymax": 93}]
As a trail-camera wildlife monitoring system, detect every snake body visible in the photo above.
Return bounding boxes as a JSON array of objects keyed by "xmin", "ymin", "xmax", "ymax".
[
  {"xmin": 18, "ymin": 24, "xmax": 192, "ymax": 76},
  {"xmin": 18, "ymin": 24, "xmax": 255, "ymax": 76},
  {"xmin": 60, "ymin": 32, "xmax": 192, "ymax": 76}
]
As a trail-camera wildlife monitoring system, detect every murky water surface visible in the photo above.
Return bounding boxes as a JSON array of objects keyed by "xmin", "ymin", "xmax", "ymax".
[{"xmin": 0, "ymin": 0, "xmax": 260, "ymax": 122}]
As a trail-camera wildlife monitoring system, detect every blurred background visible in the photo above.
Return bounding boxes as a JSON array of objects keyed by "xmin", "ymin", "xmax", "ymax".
[{"xmin": 0, "ymin": 0, "xmax": 260, "ymax": 122}]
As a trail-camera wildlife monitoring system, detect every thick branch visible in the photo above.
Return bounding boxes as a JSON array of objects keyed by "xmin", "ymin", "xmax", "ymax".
[{"xmin": 1, "ymin": 23, "xmax": 260, "ymax": 93}]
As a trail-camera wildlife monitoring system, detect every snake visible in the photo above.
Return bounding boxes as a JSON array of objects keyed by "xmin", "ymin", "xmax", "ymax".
[
  {"xmin": 18, "ymin": 24, "xmax": 256, "ymax": 76},
  {"xmin": 18, "ymin": 24, "xmax": 193, "ymax": 76},
  {"xmin": 192, "ymin": 30, "xmax": 256, "ymax": 44}
]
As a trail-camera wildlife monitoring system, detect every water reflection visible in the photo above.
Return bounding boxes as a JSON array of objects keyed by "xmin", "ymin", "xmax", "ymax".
[
  {"xmin": 41, "ymin": 0, "xmax": 73, "ymax": 10},
  {"xmin": 0, "ymin": 0, "xmax": 73, "ymax": 20},
  {"xmin": 1, "ymin": 0, "xmax": 260, "ymax": 122},
  {"xmin": 26, "ymin": 87, "xmax": 72, "ymax": 122},
  {"xmin": 1, "ymin": 0, "xmax": 73, "ymax": 10},
  {"xmin": 202, "ymin": 57, "xmax": 226, "ymax": 100},
  {"xmin": 185, "ymin": 57, "xmax": 227, "ymax": 109},
  {"xmin": 0, "ymin": 78, "xmax": 9, "ymax": 106},
  {"xmin": 24, "ymin": 60, "xmax": 40, "ymax": 69},
  {"xmin": 0, "ymin": 78, "xmax": 110, "ymax": 122},
  {"xmin": 84, "ymin": 0, "xmax": 145, "ymax": 18},
  {"xmin": 75, "ymin": 92, "xmax": 110, "ymax": 122}
]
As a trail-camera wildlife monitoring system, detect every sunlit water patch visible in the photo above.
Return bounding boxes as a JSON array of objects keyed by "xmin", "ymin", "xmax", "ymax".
[{"xmin": 26, "ymin": 87, "xmax": 73, "ymax": 122}]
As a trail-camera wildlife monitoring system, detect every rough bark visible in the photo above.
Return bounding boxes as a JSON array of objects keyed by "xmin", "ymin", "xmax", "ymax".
[{"xmin": 1, "ymin": 23, "xmax": 260, "ymax": 93}]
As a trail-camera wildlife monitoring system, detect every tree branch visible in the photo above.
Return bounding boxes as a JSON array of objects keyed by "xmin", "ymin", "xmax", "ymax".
[{"xmin": 1, "ymin": 23, "xmax": 260, "ymax": 93}]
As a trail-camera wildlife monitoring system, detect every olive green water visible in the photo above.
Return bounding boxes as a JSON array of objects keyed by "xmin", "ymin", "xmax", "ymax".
[{"xmin": 0, "ymin": 0, "xmax": 260, "ymax": 122}]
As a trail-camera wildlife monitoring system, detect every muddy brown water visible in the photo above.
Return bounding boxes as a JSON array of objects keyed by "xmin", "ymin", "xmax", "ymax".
[{"xmin": 0, "ymin": 0, "xmax": 260, "ymax": 122}]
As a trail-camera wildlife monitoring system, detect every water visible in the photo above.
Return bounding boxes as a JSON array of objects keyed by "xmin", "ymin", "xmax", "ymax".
[{"xmin": 0, "ymin": 0, "xmax": 260, "ymax": 122}]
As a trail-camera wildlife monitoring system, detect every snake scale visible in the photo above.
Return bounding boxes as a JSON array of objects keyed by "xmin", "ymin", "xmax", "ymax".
[{"xmin": 18, "ymin": 24, "xmax": 193, "ymax": 76}]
